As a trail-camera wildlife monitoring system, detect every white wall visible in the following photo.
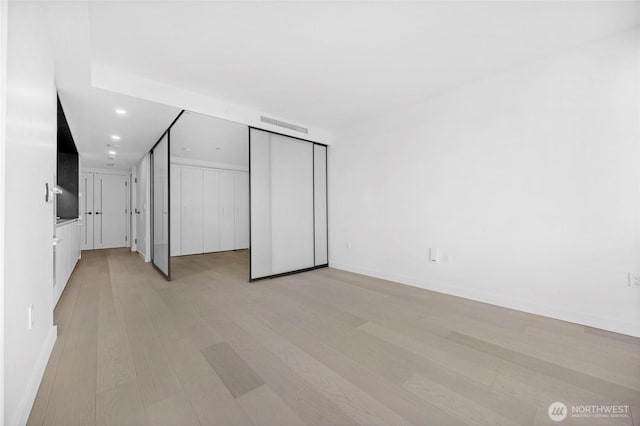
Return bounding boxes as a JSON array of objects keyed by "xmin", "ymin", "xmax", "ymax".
[
  {"xmin": 0, "ymin": 0, "xmax": 8, "ymax": 421},
  {"xmin": 330, "ymin": 29, "xmax": 640, "ymax": 337},
  {"xmin": 4, "ymin": 3, "xmax": 58, "ymax": 425}
]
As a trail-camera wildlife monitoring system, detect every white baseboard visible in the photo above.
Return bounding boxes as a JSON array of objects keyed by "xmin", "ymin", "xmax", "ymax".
[
  {"xmin": 11, "ymin": 325, "xmax": 57, "ymax": 426},
  {"xmin": 330, "ymin": 261, "xmax": 640, "ymax": 338},
  {"xmin": 137, "ymin": 250, "xmax": 150, "ymax": 263}
]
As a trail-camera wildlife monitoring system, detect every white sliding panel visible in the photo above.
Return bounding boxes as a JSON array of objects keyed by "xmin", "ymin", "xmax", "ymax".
[
  {"xmin": 271, "ymin": 135, "xmax": 314, "ymax": 275},
  {"xmin": 234, "ymin": 173, "xmax": 249, "ymax": 249},
  {"xmin": 170, "ymin": 165, "xmax": 182, "ymax": 256},
  {"xmin": 250, "ymin": 129, "xmax": 320, "ymax": 280},
  {"xmin": 314, "ymin": 145, "xmax": 328, "ymax": 265},
  {"xmin": 180, "ymin": 167, "xmax": 204, "ymax": 255},
  {"xmin": 219, "ymin": 171, "xmax": 235, "ymax": 251},
  {"xmin": 203, "ymin": 170, "xmax": 221, "ymax": 252},
  {"xmin": 250, "ymin": 130, "xmax": 272, "ymax": 279}
]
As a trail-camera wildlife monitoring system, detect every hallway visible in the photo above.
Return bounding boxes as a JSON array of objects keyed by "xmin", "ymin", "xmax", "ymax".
[{"xmin": 28, "ymin": 249, "xmax": 640, "ymax": 425}]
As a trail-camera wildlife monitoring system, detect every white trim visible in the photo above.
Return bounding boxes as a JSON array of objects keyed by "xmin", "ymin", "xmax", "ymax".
[
  {"xmin": 330, "ymin": 262, "xmax": 640, "ymax": 338},
  {"xmin": 0, "ymin": 0, "xmax": 7, "ymax": 422},
  {"xmin": 10, "ymin": 326, "xmax": 57, "ymax": 426},
  {"xmin": 80, "ymin": 167, "xmax": 129, "ymax": 176},
  {"xmin": 170, "ymin": 156, "xmax": 248, "ymax": 172},
  {"xmin": 130, "ymin": 167, "xmax": 137, "ymax": 252}
]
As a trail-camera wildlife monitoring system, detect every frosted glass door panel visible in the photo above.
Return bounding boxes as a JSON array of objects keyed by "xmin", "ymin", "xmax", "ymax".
[
  {"xmin": 271, "ymin": 135, "xmax": 314, "ymax": 275},
  {"xmin": 170, "ymin": 165, "xmax": 182, "ymax": 256},
  {"xmin": 314, "ymin": 145, "xmax": 328, "ymax": 265},
  {"xmin": 234, "ymin": 173, "xmax": 249, "ymax": 249},
  {"xmin": 250, "ymin": 130, "xmax": 272, "ymax": 279},
  {"xmin": 152, "ymin": 133, "xmax": 170, "ymax": 278},
  {"xmin": 219, "ymin": 171, "xmax": 235, "ymax": 251},
  {"xmin": 181, "ymin": 167, "xmax": 204, "ymax": 255},
  {"xmin": 203, "ymin": 170, "xmax": 221, "ymax": 252}
]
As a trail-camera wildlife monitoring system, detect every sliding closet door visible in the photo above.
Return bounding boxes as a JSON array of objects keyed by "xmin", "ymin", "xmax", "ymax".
[
  {"xmin": 250, "ymin": 129, "xmax": 326, "ymax": 280},
  {"xmin": 250, "ymin": 130, "xmax": 272, "ymax": 279},
  {"xmin": 314, "ymin": 145, "xmax": 328, "ymax": 265},
  {"xmin": 180, "ymin": 167, "xmax": 204, "ymax": 255},
  {"xmin": 151, "ymin": 133, "xmax": 170, "ymax": 278},
  {"xmin": 203, "ymin": 170, "xmax": 220, "ymax": 252},
  {"xmin": 271, "ymin": 135, "xmax": 314, "ymax": 274}
]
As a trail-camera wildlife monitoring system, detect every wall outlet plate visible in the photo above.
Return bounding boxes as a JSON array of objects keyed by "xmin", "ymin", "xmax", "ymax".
[
  {"xmin": 430, "ymin": 248, "xmax": 440, "ymax": 262},
  {"xmin": 28, "ymin": 305, "xmax": 34, "ymax": 330},
  {"xmin": 629, "ymin": 272, "xmax": 640, "ymax": 287}
]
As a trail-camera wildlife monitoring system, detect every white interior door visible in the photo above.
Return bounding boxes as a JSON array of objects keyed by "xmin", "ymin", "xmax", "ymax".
[
  {"xmin": 234, "ymin": 172, "xmax": 249, "ymax": 249},
  {"xmin": 95, "ymin": 173, "xmax": 128, "ymax": 249},
  {"xmin": 80, "ymin": 172, "xmax": 94, "ymax": 249},
  {"xmin": 203, "ymin": 169, "xmax": 221, "ymax": 252},
  {"xmin": 219, "ymin": 171, "xmax": 235, "ymax": 251},
  {"xmin": 180, "ymin": 167, "xmax": 204, "ymax": 255}
]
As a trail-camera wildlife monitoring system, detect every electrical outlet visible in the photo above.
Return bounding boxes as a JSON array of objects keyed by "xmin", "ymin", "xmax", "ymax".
[
  {"xmin": 629, "ymin": 272, "xmax": 640, "ymax": 287},
  {"xmin": 28, "ymin": 305, "xmax": 34, "ymax": 330},
  {"xmin": 430, "ymin": 248, "xmax": 440, "ymax": 263}
]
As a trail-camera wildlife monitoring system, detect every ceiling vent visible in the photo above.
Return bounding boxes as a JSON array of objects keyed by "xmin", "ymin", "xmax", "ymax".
[{"xmin": 260, "ymin": 116, "xmax": 308, "ymax": 134}]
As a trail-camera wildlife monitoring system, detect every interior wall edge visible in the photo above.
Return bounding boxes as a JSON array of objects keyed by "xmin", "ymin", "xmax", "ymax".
[
  {"xmin": 0, "ymin": 0, "xmax": 7, "ymax": 422},
  {"xmin": 10, "ymin": 326, "xmax": 56, "ymax": 426}
]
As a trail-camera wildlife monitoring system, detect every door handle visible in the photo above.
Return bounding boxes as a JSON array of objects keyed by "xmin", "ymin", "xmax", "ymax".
[
  {"xmin": 95, "ymin": 212, "xmax": 101, "ymax": 215},
  {"xmin": 86, "ymin": 212, "xmax": 92, "ymax": 215}
]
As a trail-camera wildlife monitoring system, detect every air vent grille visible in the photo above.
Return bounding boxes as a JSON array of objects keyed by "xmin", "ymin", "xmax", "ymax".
[{"xmin": 260, "ymin": 116, "xmax": 308, "ymax": 134}]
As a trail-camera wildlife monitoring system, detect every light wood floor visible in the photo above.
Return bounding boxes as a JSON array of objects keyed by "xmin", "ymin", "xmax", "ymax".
[{"xmin": 28, "ymin": 248, "xmax": 640, "ymax": 425}]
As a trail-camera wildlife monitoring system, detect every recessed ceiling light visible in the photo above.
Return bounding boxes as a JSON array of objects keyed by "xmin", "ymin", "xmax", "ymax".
[
  {"xmin": 111, "ymin": 135, "xmax": 121, "ymax": 141},
  {"xmin": 108, "ymin": 150, "xmax": 117, "ymax": 155},
  {"xmin": 115, "ymin": 108, "xmax": 127, "ymax": 115}
]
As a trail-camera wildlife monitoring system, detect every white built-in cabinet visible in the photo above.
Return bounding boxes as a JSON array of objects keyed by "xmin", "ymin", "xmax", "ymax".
[
  {"xmin": 54, "ymin": 220, "xmax": 81, "ymax": 305},
  {"xmin": 171, "ymin": 164, "xmax": 249, "ymax": 256}
]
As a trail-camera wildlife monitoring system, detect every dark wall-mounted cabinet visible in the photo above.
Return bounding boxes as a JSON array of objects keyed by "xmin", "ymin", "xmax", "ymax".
[{"xmin": 56, "ymin": 95, "xmax": 79, "ymax": 220}]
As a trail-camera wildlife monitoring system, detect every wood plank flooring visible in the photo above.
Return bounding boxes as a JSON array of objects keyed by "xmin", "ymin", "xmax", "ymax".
[{"xmin": 28, "ymin": 248, "xmax": 640, "ymax": 425}]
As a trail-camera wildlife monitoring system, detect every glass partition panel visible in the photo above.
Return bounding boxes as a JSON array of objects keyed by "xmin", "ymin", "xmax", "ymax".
[{"xmin": 151, "ymin": 132, "xmax": 170, "ymax": 278}]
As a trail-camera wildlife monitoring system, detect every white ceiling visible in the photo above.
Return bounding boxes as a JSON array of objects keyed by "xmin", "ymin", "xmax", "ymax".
[
  {"xmin": 58, "ymin": 88, "xmax": 181, "ymax": 170},
  {"xmin": 48, "ymin": 3, "xmax": 181, "ymax": 170},
  {"xmin": 170, "ymin": 112, "xmax": 248, "ymax": 168},
  {"xmin": 87, "ymin": 1, "xmax": 640, "ymax": 130},
  {"xmin": 46, "ymin": 2, "xmax": 640, "ymax": 169}
]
